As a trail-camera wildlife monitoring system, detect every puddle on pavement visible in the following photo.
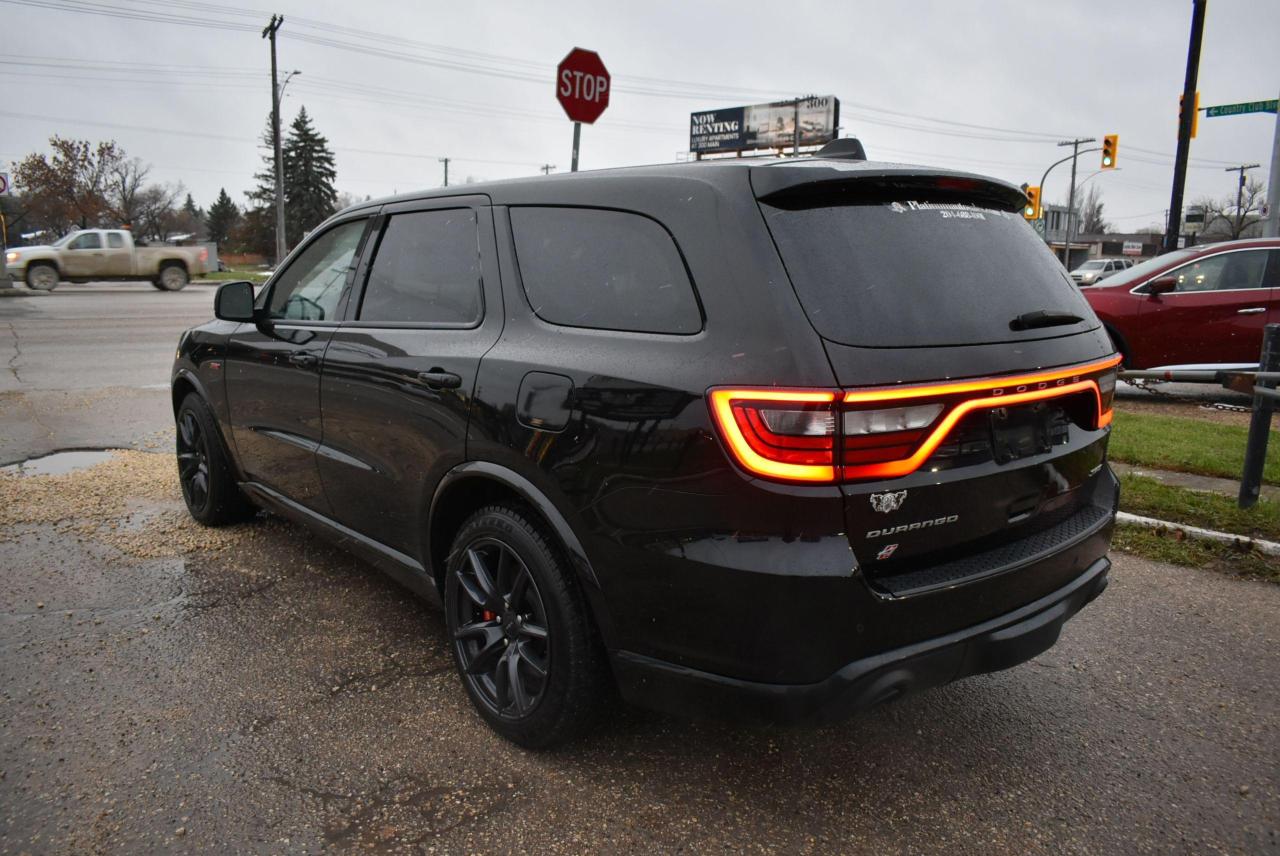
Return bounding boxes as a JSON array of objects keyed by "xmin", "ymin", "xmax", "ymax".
[{"xmin": 1, "ymin": 449, "xmax": 118, "ymax": 476}]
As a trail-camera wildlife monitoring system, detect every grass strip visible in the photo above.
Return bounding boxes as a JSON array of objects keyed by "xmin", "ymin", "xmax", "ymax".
[
  {"xmin": 1118, "ymin": 473, "xmax": 1280, "ymax": 542},
  {"xmin": 1108, "ymin": 409, "xmax": 1280, "ymax": 486},
  {"xmin": 1112, "ymin": 523, "xmax": 1280, "ymax": 584}
]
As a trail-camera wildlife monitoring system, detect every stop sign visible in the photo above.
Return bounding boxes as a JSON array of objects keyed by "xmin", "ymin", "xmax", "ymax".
[{"xmin": 556, "ymin": 48, "xmax": 610, "ymax": 125}]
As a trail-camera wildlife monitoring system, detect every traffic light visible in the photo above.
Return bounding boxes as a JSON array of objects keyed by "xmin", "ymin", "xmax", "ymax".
[
  {"xmin": 1179, "ymin": 91, "xmax": 1200, "ymax": 138},
  {"xmin": 1101, "ymin": 134, "xmax": 1118, "ymax": 169},
  {"xmin": 1023, "ymin": 185, "xmax": 1041, "ymax": 220}
]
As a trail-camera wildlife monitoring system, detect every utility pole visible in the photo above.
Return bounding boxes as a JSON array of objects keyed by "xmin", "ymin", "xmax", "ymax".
[
  {"xmin": 262, "ymin": 14, "xmax": 286, "ymax": 265},
  {"xmin": 438, "ymin": 157, "xmax": 450, "ymax": 187},
  {"xmin": 1165, "ymin": 0, "xmax": 1207, "ymax": 253},
  {"xmin": 1057, "ymin": 137, "xmax": 1095, "ymax": 266},
  {"xmin": 1266, "ymin": 91, "xmax": 1280, "ymax": 238},
  {"xmin": 1225, "ymin": 163, "xmax": 1261, "ymax": 237},
  {"xmin": 540, "ymin": 164, "xmax": 556, "ymax": 175}
]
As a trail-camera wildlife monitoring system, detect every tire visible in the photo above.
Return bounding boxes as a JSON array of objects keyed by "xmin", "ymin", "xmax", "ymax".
[
  {"xmin": 25, "ymin": 263, "xmax": 58, "ymax": 291},
  {"xmin": 175, "ymin": 393, "xmax": 255, "ymax": 526},
  {"xmin": 444, "ymin": 504, "xmax": 608, "ymax": 749},
  {"xmin": 155, "ymin": 263, "xmax": 189, "ymax": 291}
]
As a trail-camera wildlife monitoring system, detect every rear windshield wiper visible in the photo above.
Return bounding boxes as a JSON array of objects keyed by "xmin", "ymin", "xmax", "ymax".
[{"xmin": 1009, "ymin": 310, "xmax": 1085, "ymax": 331}]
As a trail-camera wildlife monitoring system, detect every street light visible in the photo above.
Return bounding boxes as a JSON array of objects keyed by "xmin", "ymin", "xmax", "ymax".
[{"xmin": 280, "ymin": 69, "xmax": 301, "ymax": 98}]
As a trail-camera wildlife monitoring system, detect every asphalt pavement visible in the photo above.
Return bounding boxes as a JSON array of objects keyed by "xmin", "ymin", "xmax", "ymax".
[{"xmin": 1, "ymin": 283, "xmax": 1277, "ymax": 854}]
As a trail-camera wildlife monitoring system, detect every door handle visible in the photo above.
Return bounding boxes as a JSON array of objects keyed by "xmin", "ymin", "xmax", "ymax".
[
  {"xmin": 418, "ymin": 369, "xmax": 462, "ymax": 390},
  {"xmin": 288, "ymin": 352, "xmax": 319, "ymax": 368},
  {"xmin": 1238, "ymin": 307, "xmax": 1266, "ymax": 315}
]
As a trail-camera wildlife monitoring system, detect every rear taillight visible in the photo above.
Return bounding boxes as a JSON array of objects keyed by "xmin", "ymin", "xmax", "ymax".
[
  {"xmin": 1096, "ymin": 368, "xmax": 1117, "ymax": 427},
  {"xmin": 199, "ymin": 248, "xmax": 209, "ymax": 262},
  {"xmin": 708, "ymin": 390, "xmax": 837, "ymax": 482},
  {"xmin": 708, "ymin": 355, "xmax": 1121, "ymax": 484}
]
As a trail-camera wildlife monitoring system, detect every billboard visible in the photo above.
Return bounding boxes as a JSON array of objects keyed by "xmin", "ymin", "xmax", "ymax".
[{"xmin": 690, "ymin": 95, "xmax": 840, "ymax": 155}]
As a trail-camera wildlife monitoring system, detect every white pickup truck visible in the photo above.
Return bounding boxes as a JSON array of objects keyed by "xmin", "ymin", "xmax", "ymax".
[{"xmin": 4, "ymin": 229, "xmax": 210, "ymax": 291}]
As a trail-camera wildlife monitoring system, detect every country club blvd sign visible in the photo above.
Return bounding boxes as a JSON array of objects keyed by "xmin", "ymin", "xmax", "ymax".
[
  {"xmin": 690, "ymin": 95, "xmax": 840, "ymax": 154},
  {"xmin": 1204, "ymin": 99, "xmax": 1278, "ymax": 118}
]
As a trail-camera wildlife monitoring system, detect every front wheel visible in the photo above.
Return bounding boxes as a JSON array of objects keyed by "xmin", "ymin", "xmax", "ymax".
[
  {"xmin": 25, "ymin": 263, "xmax": 58, "ymax": 291},
  {"xmin": 444, "ymin": 505, "xmax": 608, "ymax": 749}
]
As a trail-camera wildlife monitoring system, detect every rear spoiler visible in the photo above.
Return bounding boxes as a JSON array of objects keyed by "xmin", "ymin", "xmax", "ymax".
[{"xmin": 750, "ymin": 162, "xmax": 1026, "ymax": 212}]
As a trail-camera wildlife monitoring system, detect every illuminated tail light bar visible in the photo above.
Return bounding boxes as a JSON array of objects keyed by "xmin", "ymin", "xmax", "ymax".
[{"xmin": 708, "ymin": 355, "xmax": 1121, "ymax": 484}]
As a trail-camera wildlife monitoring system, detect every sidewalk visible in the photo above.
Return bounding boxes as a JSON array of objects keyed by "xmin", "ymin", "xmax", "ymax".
[{"xmin": 1110, "ymin": 460, "xmax": 1280, "ymax": 503}]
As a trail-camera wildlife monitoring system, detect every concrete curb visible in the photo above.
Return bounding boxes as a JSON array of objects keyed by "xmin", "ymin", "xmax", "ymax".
[
  {"xmin": 0, "ymin": 287, "xmax": 49, "ymax": 297},
  {"xmin": 1116, "ymin": 510, "xmax": 1280, "ymax": 557}
]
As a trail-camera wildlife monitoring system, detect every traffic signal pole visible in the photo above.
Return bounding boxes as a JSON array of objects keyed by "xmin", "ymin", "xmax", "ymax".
[
  {"xmin": 1266, "ymin": 89, "xmax": 1280, "ymax": 238},
  {"xmin": 1057, "ymin": 137, "xmax": 1095, "ymax": 266},
  {"xmin": 1165, "ymin": 0, "xmax": 1207, "ymax": 253}
]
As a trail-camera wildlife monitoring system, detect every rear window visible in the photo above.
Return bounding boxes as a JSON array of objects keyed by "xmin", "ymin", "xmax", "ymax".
[
  {"xmin": 510, "ymin": 207, "xmax": 701, "ymax": 335},
  {"xmin": 762, "ymin": 198, "xmax": 1097, "ymax": 348}
]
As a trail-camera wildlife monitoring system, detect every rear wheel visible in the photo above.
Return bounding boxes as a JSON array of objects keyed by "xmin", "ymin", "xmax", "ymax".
[
  {"xmin": 25, "ymin": 263, "xmax": 58, "ymax": 291},
  {"xmin": 176, "ymin": 393, "xmax": 254, "ymax": 526},
  {"xmin": 444, "ymin": 504, "xmax": 607, "ymax": 748},
  {"xmin": 155, "ymin": 263, "xmax": 189, "ymax": 291}
]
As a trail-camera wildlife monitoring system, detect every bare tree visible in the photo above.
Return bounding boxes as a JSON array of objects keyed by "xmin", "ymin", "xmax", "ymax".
[
  {"xmin": 134, "ymin": 183, "xmax": 185, "ymax": 243},
  {"xmin": 1194, "ymin": 178, "xmax": 1268, "ymax": 240},
  {"xmin": 108, "ymin": 156, "xmax": 150, "ymax": 227},
  {"xmin": 1079, "ymin": 185, "xmax": 1110, "ymax": 235}
]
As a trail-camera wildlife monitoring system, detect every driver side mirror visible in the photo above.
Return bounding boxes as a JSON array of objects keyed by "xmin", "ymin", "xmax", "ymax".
[
  {"xmin": 214, "ymin": 280, "xmax": 257, "ymax": 322},
  {"xmin": 1147, "ymin": 275, "xmax": 1177, "ymax": 296}
]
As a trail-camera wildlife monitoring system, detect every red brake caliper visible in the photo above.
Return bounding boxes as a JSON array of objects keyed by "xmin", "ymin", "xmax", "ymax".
[{"xmin": 482, "ymin": 610, "xmax": 496, "ymax": 621}]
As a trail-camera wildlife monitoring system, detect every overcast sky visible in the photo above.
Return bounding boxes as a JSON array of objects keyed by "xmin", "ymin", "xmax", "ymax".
[{"xmin": 3, "ymin": 0, "xmax": 1277, "ymax": 233}]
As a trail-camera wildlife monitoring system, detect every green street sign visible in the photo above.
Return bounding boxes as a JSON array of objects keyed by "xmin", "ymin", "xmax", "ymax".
[{"xmin": 1204, "ymin": 99, "xmax": 1278, "ymax": 118}]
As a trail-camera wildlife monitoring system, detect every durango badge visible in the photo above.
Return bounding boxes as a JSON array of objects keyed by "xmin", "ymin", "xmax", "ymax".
[{"xmin": 869, "ymin": 490, "xmax": 907, "ymax": 513}]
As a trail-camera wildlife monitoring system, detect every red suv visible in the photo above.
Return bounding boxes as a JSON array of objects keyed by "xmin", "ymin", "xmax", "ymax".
[{"xmin": 1082, "ymin": 239, "xmax": 1280, "ymax": 368}]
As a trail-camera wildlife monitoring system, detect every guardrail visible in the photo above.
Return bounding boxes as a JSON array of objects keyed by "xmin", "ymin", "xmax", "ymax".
[{"xmin": 1118, "ymin": 323, "xmax": 1279, "ymax": 509}]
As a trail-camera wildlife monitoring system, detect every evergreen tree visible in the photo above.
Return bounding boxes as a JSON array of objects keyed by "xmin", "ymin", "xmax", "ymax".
[
  {"xmin": 282, "ymin": 106, "xmax": 337, "ymax": 245},
  {"xmin": 206, "ymin": 188, "xmax": 239, "ymax": 248},
  {"xmin": 242, "ymin": 114, "xmax": 279, "ymax": 258}
]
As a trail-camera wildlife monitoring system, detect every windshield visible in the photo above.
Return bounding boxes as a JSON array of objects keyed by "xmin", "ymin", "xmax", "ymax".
[
  {"xmin": 51, "ymin": 233, "xmax": 75, "ymax": 248},
  {"xmin": 1075, "ymin": 261, "xmax": 1107, "ymax": 271},
  {"xmin": 1093, "ymin": 249, "xmax": 1198, "ymax": 288},
  {"xmin": 761, "ymin": 196, "xmax": 1097, "ymax": 348}
]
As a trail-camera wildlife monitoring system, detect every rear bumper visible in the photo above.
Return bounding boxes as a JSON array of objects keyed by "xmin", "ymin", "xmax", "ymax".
[{"xmin": 611, "ymin": 554, "xmax": 1109, "ymax": 725}]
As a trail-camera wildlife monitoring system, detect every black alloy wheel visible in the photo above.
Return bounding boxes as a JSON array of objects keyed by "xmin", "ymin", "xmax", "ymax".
[
  {"xmin": 450, "ymin": 537, "xmax": 552, "ymax": 719},
  {"xmin": 174, "ymin": 393, "xmax": 255, "ymax": 526},
  {"xmin": 444, "ymin": 505, "xmax": 608, "ymax": 748},
  {"xmin": 177, "ymin": 407, "xmax": 212, "ymax": 513}
]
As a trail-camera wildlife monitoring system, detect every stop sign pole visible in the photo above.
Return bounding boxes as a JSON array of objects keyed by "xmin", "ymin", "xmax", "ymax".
[{"xmin": 555, "ymin": 48, "xmax": 611, "ymax": 172}]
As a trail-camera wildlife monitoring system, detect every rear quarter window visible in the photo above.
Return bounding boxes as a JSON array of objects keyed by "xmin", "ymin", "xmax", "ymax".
[{"xmin": 509, "ymin": 207, "xmax": 702, "ymax": 335}]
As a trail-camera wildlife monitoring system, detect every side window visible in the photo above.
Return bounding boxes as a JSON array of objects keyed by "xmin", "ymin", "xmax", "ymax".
[
  {"xmin": 1169, "ymin": 251, "xmax": 1268, "ymax": 293},
  {"xmin": 106, "ymin": 232, "xmax": 125, "ymax": 249},
  {"xmin": 358, "ymin": 209, "xmax": 482, "ymax": 325},
  {"xmin": 509, "ymin": 207, "xmax": 701, "ymax": 335},
  {"xmin": 267, "ymin": 219, "xmax": 367, "ymax": 321},
  {"xmin": 69, "ymin": 232, "xmax": 101, "ymax": 250}
]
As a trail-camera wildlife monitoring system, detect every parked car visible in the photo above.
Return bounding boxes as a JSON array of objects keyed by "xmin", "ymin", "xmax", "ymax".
[
  {"xmin": 171, "ymin": 148, "xmax": 1119, "ymax": 747},
  {"xmin": 4, "ymin": 228, "xmax": 210, "ymax": 291},
  {"xmin": 1081, "ymin": 238, "xmax": 1280, "ymax": 368},
  {"xmin": 1070, "ymin": 257, "xmax": 1132, "ymax": 286}
]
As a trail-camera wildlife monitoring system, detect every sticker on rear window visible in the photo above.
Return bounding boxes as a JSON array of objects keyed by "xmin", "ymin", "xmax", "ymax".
[{"xmin": 888, "ymin": 200, "xmax": 1004, "ymax": 220}]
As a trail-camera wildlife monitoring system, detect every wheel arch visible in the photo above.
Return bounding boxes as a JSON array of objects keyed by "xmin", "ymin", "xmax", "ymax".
[
  {"xmin": 1100, "ymin": 321, "xmax": 1131, "ymax": 367},
  {"xmin": 427, "ymin": 462, "xmax": 601, "ymax": 598}
]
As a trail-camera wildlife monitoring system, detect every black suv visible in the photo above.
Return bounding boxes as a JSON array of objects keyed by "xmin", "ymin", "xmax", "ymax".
[{"xmin": 172, "ymin": 148, "xmax": 1119, "ymax": 747}]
